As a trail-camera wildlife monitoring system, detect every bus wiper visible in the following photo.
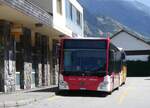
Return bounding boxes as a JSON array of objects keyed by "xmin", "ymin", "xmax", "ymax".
[
  {"xmin": 91, "ymin": 68, "xmax": 102, "ymax": 72},
  {"xmin": 62, "ymin": 70, "xmax": 83, "ymax": 76},
  {"xmin": 97, "ymin": 71, "xmax": 106, "ymax": 76}
]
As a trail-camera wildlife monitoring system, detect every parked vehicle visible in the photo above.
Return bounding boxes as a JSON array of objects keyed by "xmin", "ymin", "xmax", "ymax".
[{"xmin": 58, "ymin": 37, "xmax": 127, "ymax": 93}]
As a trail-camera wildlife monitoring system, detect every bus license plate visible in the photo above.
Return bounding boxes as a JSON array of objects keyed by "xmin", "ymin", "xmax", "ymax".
[{"xmin": 80, "ymin": 88, "xmax": 86, "ymax": 90}]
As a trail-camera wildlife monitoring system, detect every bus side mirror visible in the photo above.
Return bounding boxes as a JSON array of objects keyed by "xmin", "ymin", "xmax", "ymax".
[{"xmin": 121, "ymin": 53, "xmax": 125, "ymax": 60}]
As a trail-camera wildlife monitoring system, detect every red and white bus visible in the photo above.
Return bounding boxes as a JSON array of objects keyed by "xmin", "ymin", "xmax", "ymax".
[{"xmin": 58, "ymin": 37, "xmax": 127, "ymax": 93}]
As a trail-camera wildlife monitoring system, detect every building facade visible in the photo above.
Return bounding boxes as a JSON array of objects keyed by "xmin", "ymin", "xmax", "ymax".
[
  {"xmin": 0, "ymin": 0, "xmax": 83, "ymax": 93},
  {"xmin": 53, "ymin": 0, "xmax": 84, "ymax": 37},
  {"xmin": 111, "ymin": 30, "xmax": 150, "ymax": 61}
]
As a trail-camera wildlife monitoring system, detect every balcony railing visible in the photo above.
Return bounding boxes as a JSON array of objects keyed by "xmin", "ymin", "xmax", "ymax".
[{"xmin": 0, "ymin": 0, "xmax": 52, "ymax": 26}]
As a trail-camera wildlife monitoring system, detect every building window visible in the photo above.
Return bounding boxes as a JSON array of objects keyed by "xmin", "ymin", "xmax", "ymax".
[
  {"xmin": 76, "ymin": 10, "xmax": 81, "ymax": 27},
  {"xmin": 69, "ymin": 2, "xmax": 73, "ymax": 20},
  {"xmin": 80, "ymin": 13, "xmax": 83, "ymax": 27},
  {"xmin": 66, "ymin": 1, "xmax": 83, "ymax": 28},
  {"xmin": 57, "ymin": 0, "xmax": 62, "ymax": 14}
]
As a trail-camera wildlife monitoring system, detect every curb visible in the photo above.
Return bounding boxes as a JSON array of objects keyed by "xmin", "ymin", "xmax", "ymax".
[
  {"xmin": 0, "ymin": 93, "xmax": 55, "ymax": 107},
  {"xmin": 17, "ymin": 85, "xmax": 58, "ymax": 93}
]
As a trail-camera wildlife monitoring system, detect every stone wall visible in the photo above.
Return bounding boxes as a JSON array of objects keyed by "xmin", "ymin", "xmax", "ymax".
[
  {"xmin": 0, "ymin": 21, "xmax": 54, "ymax": 92},
  {"xmin": 20, "ymin": 28, "xmax": 32, "ymax": 90},
  {"xmin": 52, "ymin": 39, "xmax": 60, "ymax": 85},
  {"xmin": 23, "ymin": 62, "xmax": 32, "ymax": 89},
  {"xmin": 35, "ymin": 33, "xmax": 50, "ymax": 87},
  {"xmin": 47, "ymin": 63, "xmax": 51, "ymax": 86},
  {"xmin": 4, "ymin": 60, "xmax": 16, "ymax": 92},
  {"xmin": 35, "ymin": 63, "xmax": 42, "ymax": 87},
  {"xmin": 54, "ymin": 62, "xmax": 59, "ymax": 85},
  {"xmin": 0, "ymin": 20, "xmax": 16, "ymax": 93}
]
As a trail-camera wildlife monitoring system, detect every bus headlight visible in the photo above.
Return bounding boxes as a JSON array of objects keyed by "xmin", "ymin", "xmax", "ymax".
[
  {"xmin": 97, "ymin": 75, "xmax": 111, "ymax": 92},
  {"xmin": 59, "ymin": 74, "xmax": 69, "ymax": 90}
]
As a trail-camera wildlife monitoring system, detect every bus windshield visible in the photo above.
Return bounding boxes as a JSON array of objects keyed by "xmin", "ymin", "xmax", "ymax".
[
  {"xmin": 63, "ymin": 49, "xmax": 106, "ymax": 75},
  {"xmin": 62, "ymin": 39, "xmax": 107, "ymax": 76}
]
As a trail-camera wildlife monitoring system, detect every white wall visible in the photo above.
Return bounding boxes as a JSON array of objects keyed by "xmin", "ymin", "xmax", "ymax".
[
  {"xmin": 111, "ymin": 32, "xmax": 150, "ymax": 51},
  {"xmin": 53, "ymin": 0, "xmax": 83, "ymax": 37},
  {"xmin": 111, "ymin": 32, "xmax": 150, "ymax": 61},
  {"xmin": 127, "ymin": 55, "xmax": 149, "ymax": 61},
  {"xmin": 65, "ymin": 0, "xmax": 84, "ymax": 37},
  {"xmin": 27, "ymin": 0, "xmax": 83, "ymax": 37}
]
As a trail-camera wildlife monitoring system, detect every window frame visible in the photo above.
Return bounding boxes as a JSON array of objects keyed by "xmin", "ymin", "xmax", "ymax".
[
  {"xmin": 69, "ymin": 2, "xmax": 73, "ymax": 20},
  {"xmin": 57, "ymin": 0, "xmax": 62, "ymax": 14},
  {"xmin": 76, "ymin": 10, "xmax": 81, "ymax": 26}
]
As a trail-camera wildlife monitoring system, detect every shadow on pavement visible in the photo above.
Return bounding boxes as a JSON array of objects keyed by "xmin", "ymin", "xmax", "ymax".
[
  {"xmin": 55, "ymin": 90, "xmax": 109, "ymax": 98},
  {"xmin": 144, "ymin": 78, "xmax": 150, "ymax": 80},
  {"xmin": 127, "ymin": 75, "xmax": 150, "ymax": 77},
  {"xmin": 31, "ymin": 87, "xmax": 58, "ymax": 93}
]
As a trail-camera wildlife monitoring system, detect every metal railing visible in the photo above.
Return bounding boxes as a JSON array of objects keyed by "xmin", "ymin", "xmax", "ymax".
[{"xmin": 0, "ymin": 0, "xmax": 52, "ymax": 26}]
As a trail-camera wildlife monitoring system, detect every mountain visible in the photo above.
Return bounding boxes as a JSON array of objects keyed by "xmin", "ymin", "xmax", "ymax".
[
  {"xmin": 78, "ymin": 0, "xmax": 150, "ymax": 38},
  {"xmin": 83, "ymin": 8, "xmax": 122, "ymax": 37}
]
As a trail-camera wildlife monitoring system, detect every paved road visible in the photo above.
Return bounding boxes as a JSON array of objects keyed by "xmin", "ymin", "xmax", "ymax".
[{"xmin": 20, "ymin": 77, "xmax": 150, "ymax": 108}]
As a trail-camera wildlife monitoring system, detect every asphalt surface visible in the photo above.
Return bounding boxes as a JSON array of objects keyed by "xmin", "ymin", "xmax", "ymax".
[
  {"xmin": 0, "ymin": 86, "xmax": 57, "ymax": 108},
  {"xmin": 19, "ymin": 77, "xmax": 150, "ymax": 108}
]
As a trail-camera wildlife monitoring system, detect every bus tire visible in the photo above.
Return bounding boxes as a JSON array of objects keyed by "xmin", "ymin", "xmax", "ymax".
[
  {"xmin": 116, "ymin": 87, "xmax": 119, "ymax": 90},
  {"xmin": 108, "ymin": 91, "xmax": 112, "ymax": 95}
]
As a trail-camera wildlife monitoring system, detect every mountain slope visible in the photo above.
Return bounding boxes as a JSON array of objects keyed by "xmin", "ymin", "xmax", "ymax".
[
  {"xmin": 82, "ymin": 6, "xmax": 122, "ymax": 37},
  {"xmin": 79, "ymin": 0, "xmax": 150, "ymax": 38}
]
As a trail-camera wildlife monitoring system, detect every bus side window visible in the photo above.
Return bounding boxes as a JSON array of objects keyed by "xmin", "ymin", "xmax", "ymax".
[
  {"xmin": 115, "ymin": 51, "xmax": 122, "ymax": 73},
  {"xmin": 108, "ymin": 50, "xmax": 115, "ymax": 75}
]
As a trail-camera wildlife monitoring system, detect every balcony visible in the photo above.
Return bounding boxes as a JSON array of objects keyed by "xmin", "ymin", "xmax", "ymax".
[{"xmin": 0, "ymin": 0, "xmax": 52, "ymax": 26}]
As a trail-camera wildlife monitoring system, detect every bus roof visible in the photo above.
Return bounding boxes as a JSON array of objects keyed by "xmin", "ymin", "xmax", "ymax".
[{"xmin": 61, "ymin": 37, "xmax": 110, "ymax": 40}]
